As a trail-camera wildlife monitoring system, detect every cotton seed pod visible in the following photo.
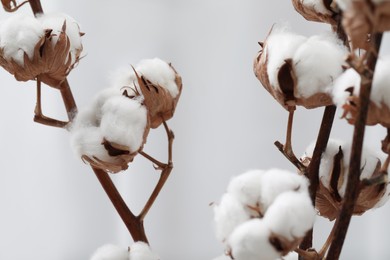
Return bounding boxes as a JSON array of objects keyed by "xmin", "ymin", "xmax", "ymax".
[
  {"xmin": 0, "ymin": 13, "xmax": 83, "ymax": 87},
  {"xmin": 254, "ymin": 26, "xmax": 346, "ymax": 110},
  {"xmin": 132, "ymin": 59, "xmax": 182, "ymax": 128},
  {"xmin": 340, "ymin": 0, "xmax": 390, "ymax": 50},
  {"xmin": 302, "ymin": 139, "xmax": 387, "ymax": 220},
  {"xmin": 292, "ymin": 0, "xmax": 339, "ymax": 25}
]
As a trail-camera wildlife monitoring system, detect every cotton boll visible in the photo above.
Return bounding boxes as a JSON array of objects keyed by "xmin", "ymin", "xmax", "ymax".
[
  {"xmin": 331, "ymin": 68, "xmax": 360, "ymax": 106},
  {"xmin": 301, "ymin": 0, "xmax": 333, "ymax": 15},
  {"xmin": 280, "ymin": 251, "xmax": 299, "ymax": 260},
  {"xmin": 264, "ymin": 191, "xmax": 316, "ymax": 241},
  {"xmin": 213, "ymin": 193, "xmax": 251, "ymax": 243},
  {"xmin": 260, "ymin": 169, "xmax": 309, "ymax": 211},
  {"xmin": 90, "ymin": 244, "xmax": 129, "ymax": 260},
  {"xmin": 265, "ymin": 26, "xmax": 307, "ymax": 91},
  {"xmin": 100, "ymin": 95, "xmax": 148, "ymax": 152},
  {"xmin": 227, "ymin": 169, "xmax": 264, "ymax": 214},
  {"xmin": 128, "ymin": 242, "xmax": 159, "ymax": 260},
  {"xmin": 371, "ymin": 57, "xmax": 390, "ymax": 108},
  {"xmin": 293, "ymin": 33, "xmax": 347, "ymax": 98},
  {"xmin": 136, "ymin": 58, "xmax": 179, "ymax": 97},
  {"xmin": 228, "ymin": 219, "xmax": 280, "ymax": 260},
  {"xmin": 0, "ymin": 14, "xmax": 44, "ymax": 65}
]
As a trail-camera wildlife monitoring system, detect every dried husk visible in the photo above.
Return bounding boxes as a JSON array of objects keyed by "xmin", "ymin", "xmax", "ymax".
[
  {"xmin": 292, "ymin": 0, "xmax": 338, "ymax": 25},
  {"xmin": 81, "ymin": 117, "xmax": 151, "ymax": 174},
  {"xmin": 253, "ymin": 45, "xmax": 333, "ymax": 110},
  {"xmin": 0, "ymin": 22, "xmax": 82, "ymax": 88},
  {"xmin": 302, "ymin": 150, "xmax": 386, "ymax": 221},
  {"xmin": 269, "ymin": 233, "xmax": 303, "ymax": 257},
  {"xmin": 134, "ymin": 64, "xmax": 182, "ymax": 128},
  {"xmin": 341, "ymin": 94, "xmax": 390, "ymax": 128},
  {"xmin": 342, "ymin": 1, "xmax": 390, "ymax": 50},
  {"xmin": 1, "ymin": 0, "xmax": 27, "ymax": 12}
]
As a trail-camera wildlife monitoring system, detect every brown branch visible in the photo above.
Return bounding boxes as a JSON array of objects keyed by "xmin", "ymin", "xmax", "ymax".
[
  {"xmin": 299, "ymin": 105, "xmax": 336, "ymax": 255},
  {"xmin": 59, "ymin": 79, "xmax": 78, "ymax": 122},
  {"xmin": 28, "ymin": 0, "xmax": 42, "ymax": 15},
  {"xmin": 326, "ymin": 32, "xmax": 383, "ymax": 260},
  {"xmin": 91, "ymin": 166, "xmax": 149, "ymax": 243}
]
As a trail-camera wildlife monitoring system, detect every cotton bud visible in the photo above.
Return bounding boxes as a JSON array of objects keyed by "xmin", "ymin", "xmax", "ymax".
[
  {"xmin": 332, "ymin": 57, "xmax": 390, "ymax": 128},
  {"xmin": 336, "ymin": 0, "xmax": 390, "ymax": 50},
  {"xmin": 292, "ymin": 0, "xmax": 339, "ymax": 25},
  {"xmin": 254, "ymin": 26, "xmax": 347, "ymax": 110},
  {"xmin": 128, "ymin": 242, "xmax": 160, "ymax": 260},
  {"xmin": 0, "ymin": 13, "xmax": 83, "ymax": 87},
  {"xmin": 302, "ymin": 139, "xmax": 388, "ymax": 220},
  {"xmin": 90, "ymin": 244, "xmax": 129, "ymax": 260}
]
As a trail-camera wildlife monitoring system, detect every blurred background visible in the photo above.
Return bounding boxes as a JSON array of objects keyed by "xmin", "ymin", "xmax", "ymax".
[{"xmin": 0, "ymin": 0, "xmax": 389, "ymax": 259}]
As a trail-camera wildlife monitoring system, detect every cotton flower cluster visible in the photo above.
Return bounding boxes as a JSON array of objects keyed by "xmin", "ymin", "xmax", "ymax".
[
  {"xmin": 0, "ymin": 12, "xmax": 83, "ymax": 87},
  {"xmin": 213, "ymin": 169, "xmax": 315, "ymax": 260},
  {"xmin": 90, "ymin": 242, "xmax": 160, "ymax": 260},
  {"xmin": 70, "ymin": 58, "xmax": 182, "ymax": 173},
  {"xmin": 302, "ymin": 138, "xmax": 390, "ymax": 220},
  {"xmin": 292, "ymin": 0, "xmax": 339, "ymax": 26},
  {"xmin": 335, "ymin": 0, "xmax": 390, "ymax": 49},
  {"xmin": 253, "ymin": 25, "xmax": 347, "ymax": 110},
  {"xmin": 332, "ymin": 57, "xmax": 390, "ymax": 128}
]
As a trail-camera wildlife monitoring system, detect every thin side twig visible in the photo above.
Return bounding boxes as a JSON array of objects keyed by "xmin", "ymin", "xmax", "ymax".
[{"xmin": 327, "ymin": 32, "xmax": 383, "ymax": 260}]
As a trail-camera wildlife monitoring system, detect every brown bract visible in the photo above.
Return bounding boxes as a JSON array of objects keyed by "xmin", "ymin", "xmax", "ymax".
[
  {"xmin": 342, "ymin": 1, "xmax": 390, "ymax": 50},
  {"xmin": 341, "ymin": 93, "xmax": 390, "ymax": 127},
  {"xmin": 253, "ymin": 41, "xmax": 333, "ymax": 110},
  {"xmin": 0, "ymin": 22, "xmax": 82, "ymax": 88},
  {"xmin": 302, "ymin": 149, "xmax": 386, "ymax": 221},
  {"xmin": 1, "ymin": 0, "xmax": 28, "ymax": 12},
  {"xmin": 269, "ymin": 233, "xmax": 303, "ymax": 257},
  {"xmin": 292, "ymin": 0, "xmax": 338, "ymax": 25},
  {"xmin": 133, "ymin": 65, "xmax": 182, "ymax": 128}
]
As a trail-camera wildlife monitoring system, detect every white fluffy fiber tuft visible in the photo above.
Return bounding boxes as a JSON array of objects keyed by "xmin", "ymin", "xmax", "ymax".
[
  {"xmin": 302, "ymin": 0, "xmax": 333, "ymax": 14},
  {"xmin": 90, "ymin": 244, "xmax": 129, "ymax": 260},
  {"xmin": 128, "ymin": 242, "xmax": 160, "ymax": 260}
]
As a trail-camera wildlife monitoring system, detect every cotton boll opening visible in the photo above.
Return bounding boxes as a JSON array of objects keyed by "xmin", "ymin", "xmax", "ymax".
[{"xmin": 0, "ymin": 14, "xmax": 44, "ymax": 65}]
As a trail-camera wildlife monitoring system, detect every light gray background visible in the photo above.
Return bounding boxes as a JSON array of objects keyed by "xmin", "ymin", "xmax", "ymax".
[{"xmin": 0, "ymin": 1, "xmax": 389, "ymax": 259}]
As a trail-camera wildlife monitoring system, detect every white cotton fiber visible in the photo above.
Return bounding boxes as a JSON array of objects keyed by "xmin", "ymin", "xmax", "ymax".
[
  {"xmin": 264, "ymin": 191, "xmax": 316, "ymax": 241},
  {"xmin": 265, "ymin": 26, "xmax": 307, "ymax": 91},
  {"xmin": 213, "ymin": 193, "xmax": 251, "ymax": 243},
  {"xmin": 90, "ymin": 244, "xmax": 129, "ymax": 260},
  {"xmin": 128, "ymin": 242, "xmax": 159, "ymax": 260},
  {"xmin": 260, "ymin": 168, "xmax": 309, "ymax": 211},
  {"xmin": 228, "ymin": 219, "xmax": 280, "ymax": 260},
  {"xmin": 293, "ymin": 33, "xmax": 347, "ymax": 98},
  {"xmin": 0, "ymin": 14, "xmax": 44, "ymax": 65},
  {"xmin": 331, "ymin": 68, "xmax": 360, "ymax": 106},
  {"xmin": 100, "ymin": 95, "xmax": 148, "ymax": 152},
  {"xmin": 227, "ymin": 169, "xmax": 264, "ymax": 211},
  {"xmin": 37, "ymin": 12, "xmax": 82, "ymax": 63},
  {"xmin": 136, "ymin": 58, "xmax": 179, "ymax": 97},
  {"xmin": 302, "ymin": 0, "xmax": 333, "ymax": 14},
  {"xmin": 280, "ymin": 251, "xmax": 299, "ymax": 260}
]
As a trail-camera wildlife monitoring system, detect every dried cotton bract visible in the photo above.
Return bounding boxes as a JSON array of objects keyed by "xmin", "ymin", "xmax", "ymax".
[
  {"xmin": 254, "ymin": 26, "xmax": 347, "ymax": 110},
  {"xmin": 302, "ymin": 139, "xmax": 389, "ymax": 220},
  {"xmin": 292, "ymin": 0, "xmax": 340, "ymax": 26},
  {"xmin": 70, "ymin": 58, "xmax": 182, "ymax": 173},
  {"xmin": 213, "ymin": 169, "xmax": 315, "ymax": 259},
  {"xmin": 0, "ymin": 13, "xmax": 83, "ymax": 87},
  {"xmin": 332, "ymin": 57, "xmax": 390, "ymax": 128}
]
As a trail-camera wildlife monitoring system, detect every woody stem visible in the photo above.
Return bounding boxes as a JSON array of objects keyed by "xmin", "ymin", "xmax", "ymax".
[{"xmin": 28, "ymin": 0, "xmax": 43, "ymax": 15}]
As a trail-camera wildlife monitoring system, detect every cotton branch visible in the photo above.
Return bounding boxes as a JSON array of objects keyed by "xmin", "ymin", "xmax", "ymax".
[{"xmin": 326, "ymin": 32, "xmax": 383, "ymax": 260}]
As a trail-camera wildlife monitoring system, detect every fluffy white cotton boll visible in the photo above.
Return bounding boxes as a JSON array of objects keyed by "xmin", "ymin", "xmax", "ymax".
[
  {"xmin": 260, "ymin": 169, "xmax": 309, "ymax": 211},
  {"xmin": 293, "ymin": 33, "xmax": 347, "ymax": 98},
  {"xmin": 100, "ymin": 96, "xmax": 148, "ymax": 151},
  {"xmin": 128, "ymin": 242, "xmax": 159, "ymax": 260},
  {"xmin": 0, "ymin": 14, "xmax": 44, "ymax": 65},
  {"xmin": 213, "ymin": 193, "xmax": 251, "ymax": 243},
  {"xmin": 70, "ymin": 126, "xmax": 115, "ymax": 163},
  {"xmin": 264, "ymin": 191, "xmax": 316, "ymax": 241},
  {"xmin": 135, "ymin": 58, "xmax": 179, "ymax": 97},
  {"xmin": 90, "ymin": 244, "xmax": 129, "ymax": 260},
  {"xmin": 302, "ymin": 0, "xmax": 333, "ymax": 14},
  {"xmin": 227, "ymin": 169, "xmax": 264, "ymax": 211},
  {"xmin": 280, "ymin": 251, "xmax": 299, "ymax": 260},
  {"xmin": 370, "ymin": 57, "xmax": 390, "ymax": 108},
  {"xmin": 228, "ymin": 219, "xmax": 280, "ymax": 260},
  {"xmin": 37, "ymin": 13, "xmax": 82, "ymax": 63},
  {"xmin": 331, "ymin": 68, "xmax": 360, "ymax": 107},
  {"xmin": 265, "ymin": 26, "xmax": 307, "ymax": 91}
]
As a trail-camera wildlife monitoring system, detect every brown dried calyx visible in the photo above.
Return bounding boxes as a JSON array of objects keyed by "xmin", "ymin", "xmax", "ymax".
[
  {"xmin": 301, "ymin": 146, "xmax": 387, "ymax": 221},
  {"xmin": 0, "ymin": 22, "xmax": 83, "ymax": 88},
  {"xmin": 1, "ymin": 0, "xmax": 28, "ymax": 12},
  {"xmin": 133, "ymin": 64, "xmax": 183, "ymax": 128},
  {"xmin": 341, "ymin": 0, "xmax": 390, "ymax": 50},
  {"xmin": 292, "ymin": 0, "xmax": 340, "ymax": 25}
]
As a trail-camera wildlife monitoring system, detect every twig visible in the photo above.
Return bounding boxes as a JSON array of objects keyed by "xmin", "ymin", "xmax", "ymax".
[
  {"xmin": 299, "ymin": 105, "xmax": 336, "ymax": 254},
  {"xmin": 327, "ymin": 32, "xmax": 383, "ymax": 260},
  {"xmin": 28, "ymin": 0, "xmax": 42, "ymax": 15}
]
